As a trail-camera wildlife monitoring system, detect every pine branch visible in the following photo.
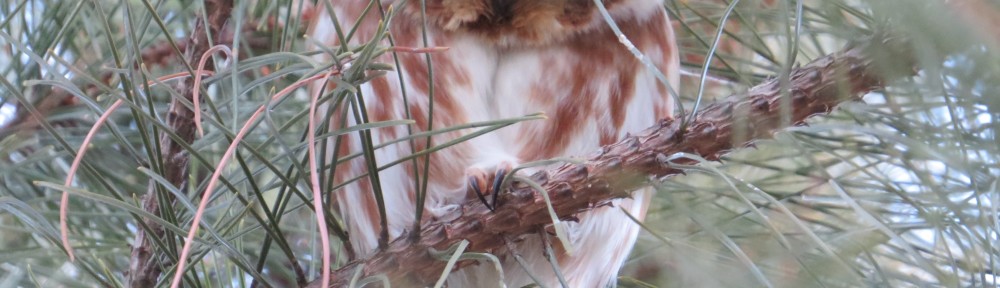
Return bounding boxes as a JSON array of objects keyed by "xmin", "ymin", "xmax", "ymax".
[
  {"xmin": 127, "ymin": 0, "xmax": 233, "ymax": 286},
  {"xmin": 0, "ymin": 22, "xmax": 272, "ymax": 140},
  {"xmin": 306, "ymin": 34, "xmax": 918, "ymax": 287}
]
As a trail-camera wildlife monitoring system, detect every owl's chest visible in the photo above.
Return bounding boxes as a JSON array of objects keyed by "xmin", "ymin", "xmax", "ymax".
[{"xmin": 379, "ymin": 37, "xmax": 655, "ymax": 161}]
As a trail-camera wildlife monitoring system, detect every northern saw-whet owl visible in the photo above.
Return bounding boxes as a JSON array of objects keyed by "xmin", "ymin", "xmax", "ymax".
[{"xmin": 309, "ymin": 0, "xmax": 679, "ymax": 286}]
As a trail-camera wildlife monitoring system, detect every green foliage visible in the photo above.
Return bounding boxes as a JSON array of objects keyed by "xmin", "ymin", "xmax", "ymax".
[
  {"xmin": 0, "ymin": 0, "xmax": 996, "ymax": 287},
  {"xmin": 628, "ymin": 1, "xmax": 999, "ymax": 287}
]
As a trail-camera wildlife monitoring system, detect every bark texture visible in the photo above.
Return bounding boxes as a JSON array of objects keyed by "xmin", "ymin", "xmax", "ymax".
[
  {"xmin": 307, "ymin": 34, "xmax": 917, "ymax": 287},
  {"xmin": 127, "ymin": 0, "xmax": 233, "ymax": 286}
]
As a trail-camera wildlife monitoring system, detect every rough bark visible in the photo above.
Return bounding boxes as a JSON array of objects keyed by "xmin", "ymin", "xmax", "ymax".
[
  {"xmin": 306, "ymin": 34, "xmax": 917, "ymax": 287},
  {"xmin": 127, "ymin": 0, "xmax": 233, "ymax": 287}
]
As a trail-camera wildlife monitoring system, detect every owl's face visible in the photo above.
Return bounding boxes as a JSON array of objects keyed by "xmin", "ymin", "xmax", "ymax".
[{"xmin": 398, "ymin": 0, "xmax": 664, "ymax": 46}]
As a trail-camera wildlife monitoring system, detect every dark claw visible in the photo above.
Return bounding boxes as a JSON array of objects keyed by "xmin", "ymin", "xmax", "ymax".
[
  {"xmin": 490, "ymin": 168, "xmax": 507, "ymax": 210},
  {"xmin": 469, "ymin": 176, "xmax": 495, "ymax": 211}
]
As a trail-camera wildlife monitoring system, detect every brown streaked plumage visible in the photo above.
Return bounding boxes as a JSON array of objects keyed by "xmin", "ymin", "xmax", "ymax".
[
  {"xmin": 310, "ymin": 0, "xmax": 678, "ymax": 286},
  {"xmin": 411, "ymin": 0, "xmax": 647, "ymax": 46}
]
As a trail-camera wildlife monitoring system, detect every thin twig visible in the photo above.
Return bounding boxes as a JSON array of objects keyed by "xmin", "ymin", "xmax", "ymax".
[
  {"xmin": 170, "ymin": 71, "xmax": 335, "ymax": 288},
  {"xmin": 60, "ymin": 71, "xmax": 212, "ymax": 261}
]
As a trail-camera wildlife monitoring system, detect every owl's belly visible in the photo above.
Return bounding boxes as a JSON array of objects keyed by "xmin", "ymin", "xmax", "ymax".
[
  {"xmin": 413, "ymin": 36, "xmax": 667, "ymax": 288},
  {"xmin": 323, "ymin": 5, "xmax": 678, "ymax": 286}
]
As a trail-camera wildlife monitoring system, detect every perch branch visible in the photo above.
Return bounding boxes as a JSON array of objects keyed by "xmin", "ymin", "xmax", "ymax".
[{"xmin": 307, "ymin": 34, "xmax": 917, "ymax": 287}]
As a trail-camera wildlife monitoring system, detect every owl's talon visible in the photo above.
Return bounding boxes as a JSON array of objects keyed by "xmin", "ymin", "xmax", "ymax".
[
  {"xmin": 490, "ymin": 167, "xmax": 508, "ymax": 210},
  {"xmin": 466, "ymin": 163, "xmax": 515, "ymax": 212},
  {"xmin": 467, "ymin": 175, "xmax": 495, "ymax": 211}
]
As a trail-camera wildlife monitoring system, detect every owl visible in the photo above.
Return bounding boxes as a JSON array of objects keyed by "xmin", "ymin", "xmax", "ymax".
[{"xmin": 309, "ymin": 0, "xmax": 679, "ymax": 286}]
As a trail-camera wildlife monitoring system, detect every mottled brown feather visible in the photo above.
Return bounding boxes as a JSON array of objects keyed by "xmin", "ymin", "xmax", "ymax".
[
  {"xmin": 310, "ymin": 0, "xmax": 678, "ymax": 286},
  {"xmin": 404, "ymin": 0, "xmax": 632, "ymax": 45}
]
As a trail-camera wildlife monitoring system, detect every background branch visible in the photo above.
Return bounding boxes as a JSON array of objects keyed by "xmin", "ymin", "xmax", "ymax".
[
  {"xmin": 127, "ymin": 0, "xmax": 233, "ymax": 286},
  {"xmin": 0, "ymin": 20, "xmax": 272, "ymax": 140}
]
